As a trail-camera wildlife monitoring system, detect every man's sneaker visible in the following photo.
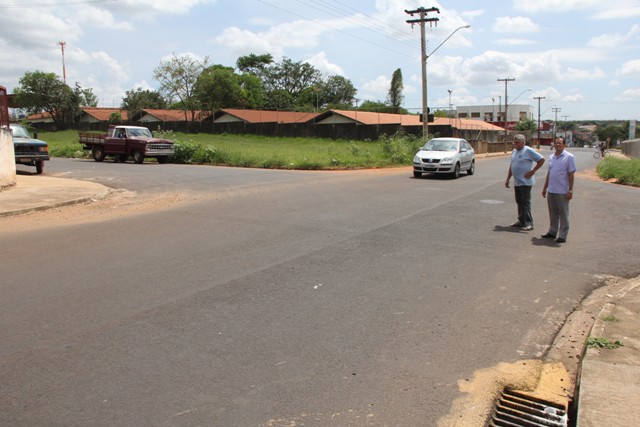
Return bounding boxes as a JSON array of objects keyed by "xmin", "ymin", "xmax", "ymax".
[
  {"xmin": 520, "ymin": 225, "xmax": 534, "ymax": 231},
  {"xmin": 541, "ymin": 233, "xmax": 555, "ymax": 238},
  {"xmin": 511, "ymin": 222, "xmax": 523, "ymax": 227},
  {"xmin": 555, "ymin": 238, "xmax": 566, "ymax": 243}
]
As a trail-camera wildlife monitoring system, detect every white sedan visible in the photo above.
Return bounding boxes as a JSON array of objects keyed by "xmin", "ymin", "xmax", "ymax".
[{"xmin": 413, "ymin": 137, "xmax": 475, "ymax": 179}]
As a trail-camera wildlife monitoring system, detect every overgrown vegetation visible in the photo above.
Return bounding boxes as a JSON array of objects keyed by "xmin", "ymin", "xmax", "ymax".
[
  {"xmin": 596, "ymin": 156, "xmax": 640, "ymax": 186},
  {"xmin": 586, "ymin": 337, "xmax": 624, "ymax": 349},
  {"xmin": 41, "ymin": 129, "xmax": 424, "ymax": 169}
]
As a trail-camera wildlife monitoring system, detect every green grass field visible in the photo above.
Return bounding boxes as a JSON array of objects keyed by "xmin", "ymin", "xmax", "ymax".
[{"xmin": 40, "ymin": 129, "xmax": 424, "ymax": 170}]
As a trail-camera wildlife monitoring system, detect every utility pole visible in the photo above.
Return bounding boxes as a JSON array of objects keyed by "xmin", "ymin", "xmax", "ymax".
[
  {"xmin": 497, "ymin": 77, "xmax": 515, "ymax": 148},
  {"xmin": 552, "ymin": 107, "xmax": 561, "ymax": 140},
  {"xmin": 405, "ymin": 7, "xmax": 440, "ymax": 141},
  {"xmin": 447, "ymin": 89, "xmax": 453, "ymax": 118},
  {"xmin": 58, "ymin": 41, "xmax": 67, "ymax": 83},
  {"xmin": 534, "ymin": 96, "xmax": 545, "ymax": 148}
]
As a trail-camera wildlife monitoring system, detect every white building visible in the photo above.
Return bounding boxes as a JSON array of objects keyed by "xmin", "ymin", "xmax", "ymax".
[{"xmin": 456, "ymin": 104, "xmax": 534, "ymax": 124}]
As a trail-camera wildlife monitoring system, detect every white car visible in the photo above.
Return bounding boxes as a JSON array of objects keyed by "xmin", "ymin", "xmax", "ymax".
[{"xmin": 413, "ymin": 137, "xmax": 475, "ymax": 179}]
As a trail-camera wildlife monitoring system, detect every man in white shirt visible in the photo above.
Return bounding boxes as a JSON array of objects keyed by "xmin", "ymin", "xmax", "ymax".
[{"xmin": 542, "ymin": 137, "xmax": 577, "ymax": 243}]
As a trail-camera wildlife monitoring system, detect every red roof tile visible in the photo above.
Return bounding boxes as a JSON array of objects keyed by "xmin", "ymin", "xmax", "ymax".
[
  {"xmin": 216, "ymin": 109, "xmax": 320, "ymax": 124},
  {"xmin": 81, "ymin": 107, "xmax": 129, "ymax": 121}
]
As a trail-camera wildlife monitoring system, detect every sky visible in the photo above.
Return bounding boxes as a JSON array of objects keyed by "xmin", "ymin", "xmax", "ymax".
[{"xmin": 1, "ymin": 0, "xmax": 640, "ymax": 121}]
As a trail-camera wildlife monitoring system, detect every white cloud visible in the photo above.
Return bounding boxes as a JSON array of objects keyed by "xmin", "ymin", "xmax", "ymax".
[
  {"xmin": 563, "ymin": 67, "xmax": 606, "ymax": 80},
  {"xmin": 615, "ymin": 88, "xmax": 640, "ymax": 101},
  {"xmin": 513, "ymin": 0, "xmax": 601, "ymax": 13},
  {"xmin": 360, "ymin": 75, "xmax": 390, "ymax": 101},
  {"xmin": 588, "ymin": 24, "xmax": 640, "ymax": 48},
  {"xmin": 535, "ymin": 87, "xmax": 563, "ymax": 102},
  {"xmin": 562, "ymin": 93, "xmax": 584, "ymax": 102},
  {"xmin": 305, "ymin": 52, "xmax": 344, "ymax": 76},
  {"xmin": 494, "ymin": 38, "xmax": 536, "ymax": 46},
  {"xmin": 493, "ymin": 16, "xmax": 539, "ymax": 33},
  {"xmin": 620, "ymin": 59, "xmax": 640, "ymax": 75}
]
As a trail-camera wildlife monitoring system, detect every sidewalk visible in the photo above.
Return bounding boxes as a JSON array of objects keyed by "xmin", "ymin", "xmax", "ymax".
[
  {"xmin": 0, "ymin": 174, "xmax": 111, "ymax": 217},
  {"xmin": 1, "ymin": 173, "xmax": 639, "ymax": 426},
  {"xmin": 576, "ymin": 276, "xmax": 640, "ymax": 426}
]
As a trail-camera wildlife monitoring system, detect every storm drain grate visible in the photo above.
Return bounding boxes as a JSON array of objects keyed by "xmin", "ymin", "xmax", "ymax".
[{"xmin": 488, "ymin": 388, "xmax": 568, "ymax": 427}]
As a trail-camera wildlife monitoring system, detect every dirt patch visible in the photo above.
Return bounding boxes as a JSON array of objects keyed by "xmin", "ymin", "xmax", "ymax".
[{"xmin": 1, "ymin": 190, "xmax": 192, "ymax": 231}]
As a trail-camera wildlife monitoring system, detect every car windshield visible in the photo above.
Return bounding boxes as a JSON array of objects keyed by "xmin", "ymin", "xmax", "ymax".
[
  {"xmin": 9, "ymin": 125, "xmax": 31, "ymax": 138},
  {"xmin": 128, "ymin": 128, "xmax": 152, "ymax": 137},
  {"xmin": 422, "ymin": 139, "xmax": 458, "ymax": 152}
]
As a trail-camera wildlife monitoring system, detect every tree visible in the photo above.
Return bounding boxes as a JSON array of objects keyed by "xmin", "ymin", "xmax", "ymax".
[
  {"xmin": 358, "ymin": 100, "xmax": 393, "ymax": 113},
  {"xmin": 236, "ymin": 73, "xmax": 265, "ymax": 109},
  {"xmin": 13, "ymin": 70, "xmax": 74, "ymax": 129},
  {"xmin": 194, "ymin": 65, "xmax": 244, "ymax": 111},
  {"xmin": 121, "ymin": 88, "xmax": 167, "ymax": 121},
  {"xmin": 236, "ymin": 53, "xmax": 274, "ymax": 74},
  {"xmin": 153, "ymin": 54, "xmax": 210, "ymax": 122},
  {"xmin": 597, "ymin": 124, "xmax": 626, "ymax": 146},
  {"xmin": 515, "ymin": 119, "xmax": 536, "ymax": 132},
  {"xmin": 319, "ymin": 75, "xmax": 357, "ymax": 109},
  {"xmin": 386, "ymin": 68, "xmax": 404, "ymax": 113},
  {"xmin": 261, "ymin": 58, "xmax": 322, "ymax": 109}
]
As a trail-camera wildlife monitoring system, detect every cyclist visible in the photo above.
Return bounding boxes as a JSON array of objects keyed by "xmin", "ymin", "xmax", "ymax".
[{"xmin": 599, "ymin": 142, "xmax": 606, "ymax": 157}]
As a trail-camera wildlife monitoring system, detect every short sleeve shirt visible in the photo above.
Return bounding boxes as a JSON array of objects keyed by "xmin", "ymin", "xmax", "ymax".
[
  {"xmin": 547, "ymin": 150, "xmax": 577, "ymax": 194},
  {"xmin": 510, "ymin": 146, "xmax": 544, "ymax": 186}
]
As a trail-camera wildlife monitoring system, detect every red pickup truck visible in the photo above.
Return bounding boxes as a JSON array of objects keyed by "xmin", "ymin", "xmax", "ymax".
[{"xmin": 79, "ymin": 125, "xmax": 175, "ymax": 164}]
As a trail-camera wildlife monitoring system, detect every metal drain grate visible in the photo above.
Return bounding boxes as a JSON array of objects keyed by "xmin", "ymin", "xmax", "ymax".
[{"xmin": 488, "ymin": 388, "xmax": 568, "ymax": 426}]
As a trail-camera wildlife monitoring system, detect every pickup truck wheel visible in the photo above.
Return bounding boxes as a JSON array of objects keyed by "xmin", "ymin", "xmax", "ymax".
[
  {"xmin": 133, "ymin": 149, "xmax": 145, "ymax": 164},
  {"xmin": 92, "ymin": 147, "xmax": 106, "ymax": 162},
  {"xmin": 36, "ymin": 161, "xmax": 44, "ymax": 174},
  {"xmin": 157, "ymin": 157, "xmax": 168, "ymax": 164}
]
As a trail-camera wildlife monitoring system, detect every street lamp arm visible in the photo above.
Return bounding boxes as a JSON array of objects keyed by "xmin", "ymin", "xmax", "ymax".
[
  {"xmin": 508, "ymin": 88, "xmax": 532, "ymax": 107},
  {"xmin": 427, "ymin": 25, "xmax": 471, "ymax": 59}
]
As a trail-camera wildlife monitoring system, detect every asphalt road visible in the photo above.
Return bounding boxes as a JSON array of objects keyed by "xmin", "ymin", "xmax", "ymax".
[{"xmin": 2, "ymin": 148, "xmax": 639, "ymax": 426}]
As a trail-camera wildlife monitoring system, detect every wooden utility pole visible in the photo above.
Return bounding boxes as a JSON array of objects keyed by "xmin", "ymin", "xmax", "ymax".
[
  {"xmin": 534, "ymin": 96, "xmax": 545, "ymax": 148},
  {"xmin": 498, "ymin": 77, "xmax": 515, "ymax": 148},
  {"xmin": 405, "ymin": 7, "xmax": 439, "ymax": 141}
]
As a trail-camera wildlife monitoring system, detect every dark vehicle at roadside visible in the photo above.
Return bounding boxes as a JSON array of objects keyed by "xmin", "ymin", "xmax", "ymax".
[
  {"xmin": 79, "ymin": 125, "xmax": 175, "ymax": 164},
  {"xmin": 10, "ymin": 123, "xmax": 49, "ymax": 174}
]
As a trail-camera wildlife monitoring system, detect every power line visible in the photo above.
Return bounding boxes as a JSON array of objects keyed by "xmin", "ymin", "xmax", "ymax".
[{"xmin": 258, "ymin": 0, "xmax": 416, "ymax": 59}]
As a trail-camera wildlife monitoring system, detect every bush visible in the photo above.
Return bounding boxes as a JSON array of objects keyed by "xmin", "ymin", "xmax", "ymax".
[{"xmin": 597, "ymin": 157, "xmax": 640, "ymax": 186}]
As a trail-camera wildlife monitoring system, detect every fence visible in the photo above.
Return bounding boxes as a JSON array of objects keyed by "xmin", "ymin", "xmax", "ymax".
[{"xmin": 621, "ymin": 139, "xmax": 640, "ymax": 159}]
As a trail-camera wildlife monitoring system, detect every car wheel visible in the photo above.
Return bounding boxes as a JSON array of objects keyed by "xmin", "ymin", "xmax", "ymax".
[
  {"xmin": 467, "ymin": 160, "xmax": 475, "ymax": 175},
  {"xmin": 133, "ymin": 149, "xmax": 145, "ymax": 164},
  {"xmin": 36, "ymin": 160, "xmax": 44, "ymax": 174},
  {"xmin": 92, "ymin": 147, "xmax": 106, "ymax": 162},
  {"xmin": 413, "ymin": 171, "xmax": 422, "ymax": 178},
  {"xmin": 451, "ymin": 163, "xmax": 460, "ymax": 179}
]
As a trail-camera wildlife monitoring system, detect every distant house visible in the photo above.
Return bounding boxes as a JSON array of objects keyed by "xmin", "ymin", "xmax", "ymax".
[
  {"xmin": 213, "ymin": 109, "xmax": 320, "ymax": 124},
  {"xmin": 25, "ymin": 112, "xmax": 54, "ymax": 124},
  {"xmin": 79, "ymin": 107, "xmax": 128, "ymax": 123},
  {"xmin": 137, "ymin": 109, "xmax": 207, "ymax": 123},
  {"xmin": 313, "ymin": 110, "xmax": 421, "ymax": 126},
  {"xmin": 314, "ymin": 110, "xmax": 504, "ymax": 142}
]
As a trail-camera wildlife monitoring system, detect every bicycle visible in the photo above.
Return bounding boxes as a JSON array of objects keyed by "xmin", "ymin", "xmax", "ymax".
[{"xmin": 593, "ymin": 149, "xmax": 609, "ymax": 159}]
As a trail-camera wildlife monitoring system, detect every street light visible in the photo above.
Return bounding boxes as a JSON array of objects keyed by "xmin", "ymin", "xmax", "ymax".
[
  {"xmin": 509, "ymin": 88, "xmax": 532, "ymax": 106},
  {"xmin": 421, "ymin": 24, "xmax": 470, "ymax": 140}
]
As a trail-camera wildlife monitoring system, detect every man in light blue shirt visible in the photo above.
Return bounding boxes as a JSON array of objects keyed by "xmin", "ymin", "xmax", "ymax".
[
  {"xmin": 542, "ymin": 137, "xmax": 577, "ymax": 243},
  {"xmin": 505, "ymin": 134, "xmax": 545, "ymax": 231}
]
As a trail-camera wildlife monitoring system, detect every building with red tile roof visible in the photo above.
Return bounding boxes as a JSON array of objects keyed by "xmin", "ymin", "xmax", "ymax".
[{"xmin": 213, "ymin": 109, "xmax": 320, "ymax": 124}]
